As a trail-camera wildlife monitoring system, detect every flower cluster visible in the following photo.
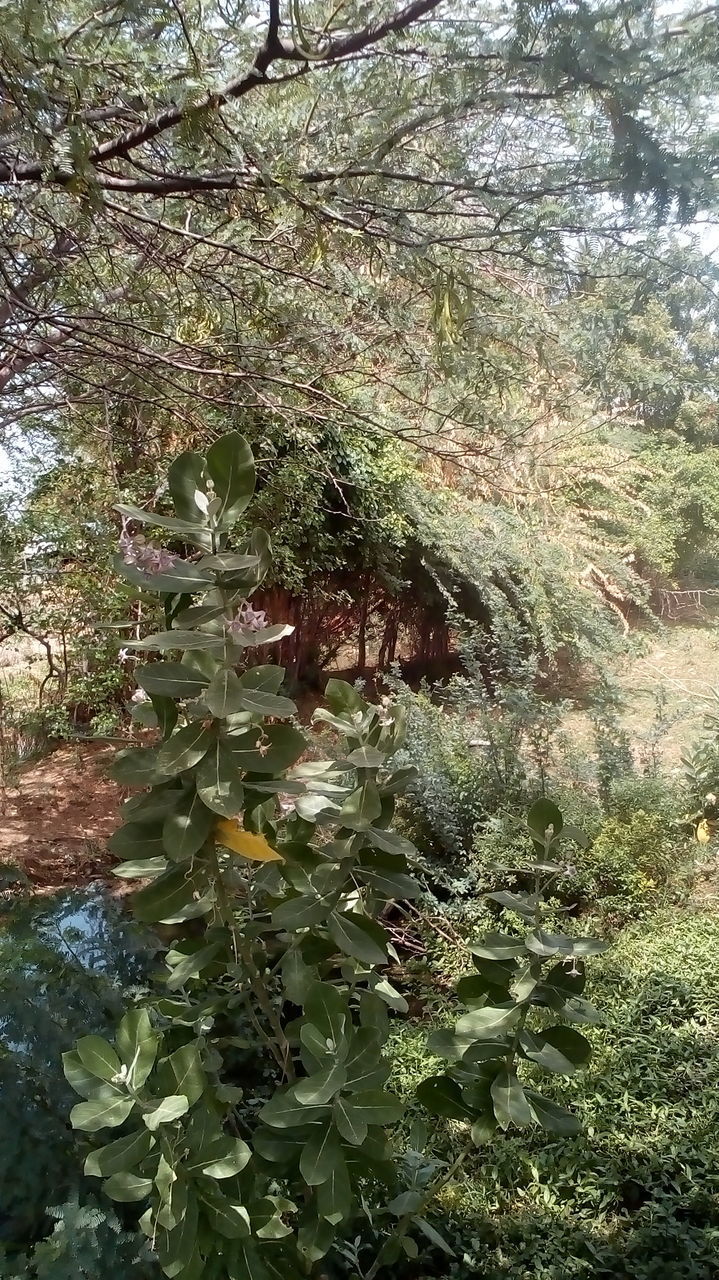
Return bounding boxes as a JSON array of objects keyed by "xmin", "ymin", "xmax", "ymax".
[
  {"xmin": 226, "ymin": 602, "xmax": 268, "ymax": 636},
  {"xmin": 120, "ymin": 528, "xmax": 179, "ymax": 574}
]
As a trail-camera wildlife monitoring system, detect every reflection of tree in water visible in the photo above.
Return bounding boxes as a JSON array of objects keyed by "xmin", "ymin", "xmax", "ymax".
[{"xmin": 0, "ymin": 891, "xmax": 153, "ymax": 1250}]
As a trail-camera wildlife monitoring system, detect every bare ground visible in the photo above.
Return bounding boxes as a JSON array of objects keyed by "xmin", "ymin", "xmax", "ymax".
[{"xmin": 0, "ymin": 743, "xmax": 123, "ymax": 891}]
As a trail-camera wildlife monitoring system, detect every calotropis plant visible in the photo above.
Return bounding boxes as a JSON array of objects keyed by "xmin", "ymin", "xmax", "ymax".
[
  {"xmin": 64, "ymin": 433, "xmax": 423, "ymax": 1280},
  {"xmin": 64, "ymin": 435, "xmax": 608, "ymax": 1280},
  {"xmin": 417, "ymin": 800, "xmax": 608, "ymax": 1142}
]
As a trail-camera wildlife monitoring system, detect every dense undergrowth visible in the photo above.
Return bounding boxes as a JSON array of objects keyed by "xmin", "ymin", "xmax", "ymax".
[{"xmin": 3, "ymin": 625, "xmax": 719, "ymax": 1277}]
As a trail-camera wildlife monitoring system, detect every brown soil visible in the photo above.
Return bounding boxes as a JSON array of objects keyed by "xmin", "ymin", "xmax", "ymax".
[{"xmin": 0, "ymin": 742, "xmax": 123, "ymax": 891}]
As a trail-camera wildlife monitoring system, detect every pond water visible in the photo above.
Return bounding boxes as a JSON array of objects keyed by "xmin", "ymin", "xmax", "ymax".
[{"xmin": 0, "ymin": 889, "xmax": 155, "ymax": 1247}]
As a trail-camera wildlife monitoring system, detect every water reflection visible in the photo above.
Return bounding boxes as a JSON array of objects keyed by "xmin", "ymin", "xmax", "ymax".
[{"xmin": 0, "ymin": 889, "xmax": 154, "ymax": 1244}]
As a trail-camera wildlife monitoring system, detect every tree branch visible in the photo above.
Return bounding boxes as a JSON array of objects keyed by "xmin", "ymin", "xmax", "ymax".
[{"xmin": 0, "ymin": 0, "xmax": 444, "ymax": 188}]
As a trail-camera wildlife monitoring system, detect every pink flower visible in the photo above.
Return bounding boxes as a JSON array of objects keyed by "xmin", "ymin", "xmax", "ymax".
[
  {"xmin": 226, "ymin": 603, "xmax": 268, "ymax": 636},
  {"xmin": 119, "ymin": 527, "xmax": 179, "ymax": 574}
]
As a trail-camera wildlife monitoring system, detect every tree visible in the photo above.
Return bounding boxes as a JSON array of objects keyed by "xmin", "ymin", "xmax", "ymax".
[{"xmin": 2, "ymin": 0, "xmax": 719, "ymax": 450}]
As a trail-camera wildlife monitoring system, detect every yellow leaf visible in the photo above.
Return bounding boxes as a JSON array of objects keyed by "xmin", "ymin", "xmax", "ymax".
[
  {"xmin": 697, "ymin": 819, "xmax": 712, "ymax": 844},
  {"xmin": 214, "ymin": 819, "xmax": 282, "ymax": 862}
]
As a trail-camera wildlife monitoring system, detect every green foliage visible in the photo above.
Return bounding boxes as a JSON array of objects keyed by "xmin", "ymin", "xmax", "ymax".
[
  {"xmin": 66, "ymin": 433, "xmax": 428, "ymax": 1279},
  {"xmin": 418, "ymin": 802, "xmax": 605, "ymax": 1151},
  {"xmin": 62, "ymin": 433, "xmax": 611, "ymax": 1279},
  {"xmin": 388, "ymin": 908, "xmax": 719, "ymax": 1280},
  {"xmin": 569, "ymin": 811, "xmax": 678, "ymax": 924}
]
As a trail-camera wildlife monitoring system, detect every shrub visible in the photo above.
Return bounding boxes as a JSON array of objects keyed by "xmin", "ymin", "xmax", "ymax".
[{"xmin": 564, "ymin": 809, "xmax": 682, "ymax": 924}]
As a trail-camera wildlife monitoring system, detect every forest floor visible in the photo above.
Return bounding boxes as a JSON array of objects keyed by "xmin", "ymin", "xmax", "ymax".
[
  {"xmin": 0, "ymin": 742, "xmax": 121, "ymax": 891},
  {"xmin": 1, "ymin": 615, "xmax": 717, "ymax": 892}
]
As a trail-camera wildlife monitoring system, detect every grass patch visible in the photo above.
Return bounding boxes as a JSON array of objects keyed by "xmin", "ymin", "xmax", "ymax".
[{"xmin": 388, "ymin": 906, "xmax": 719, "ymax": 1279}]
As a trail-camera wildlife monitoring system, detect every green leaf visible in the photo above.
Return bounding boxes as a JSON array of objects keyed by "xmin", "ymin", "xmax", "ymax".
[
  {"xmin": 526, "ymin": 930, "xmax": 609, "ymax": 959},
  {"xmin": 167, "ymin": 1041, "xmax": 205, "ymax": 1104},
  {"xmin": 116, "ymin": 556, "xmax": 214, "ymax": 596},
  {"xmin": 205, "ymin": 668, "xmax": 246, "ymax": 717},
  {"xmin": 304, "ymin": 982, "xmax": 350, "ymax": 1049},
  {"xmin": 486, "ymin": 890, "xmax": 540, "ymax": 919},
  {"xmin": 527, "ymin": 799, "xmax": 564, "ymax": 840},
  {"xmin": 339, "ymin": 782, "xmax": 382, "ymax": 831},
  {"xmin": 298, "ymin": 1216, "xmax": 336, "ymax": 1264},
  {"xmin": 490, "ymin": 1068, "xmax": 533, "ymax": 1128},
  {"xmin": 345, "ymin": 746, "xmax": 386, "ymax": 768},
  {"xmin": 327, "ymin": 911, "xmax": 388, "ymax": 965},
  {"xmin": 454, "ymin": 1003, "xmax": 523, "ymax": 1043},
  {"xmin": 168, "ymin": 450, "xmax": 208, "ymax": 523},
  {"xmin": 294, "ymin": 1062, "xmax": 347, "ymax": 1106},
  {"xmin": 111, "ymin": 747, "xmax": 169, "ymax": 786},
  {"xmin": 228, "ymin": 724, "xmax": 306, "ymax": 773},
  {"xmin": 470, "ymin": 933, "xmax": 527, "ymax": 961},
  {"xmin": 371, "ymin": 978, "xmax": 409, "ymax": 1014},
  {"xmin": 201, "ymin": 1138, "xmax": 252, "ymax": 1179},
  {"xmin": 196, "ymin": 740, "xmax": 245, "ymax": 817},
  {"xmin": 324, "ymin": 679, "xmax": 365, "ymax": 715},
  {"xmin": 358, "ymin": 851, "xmax": 420, "ymax": 899},
  {"xmin": 272, "ymin": 889, "xmax": 342, "ymax": 930},
  {"xmin": 117, "ymin": 1008, "xmax": 160, "ymax": 1087},
  {"xmin": 415, "ymin": 1217, "xmax": 456, "ymax": 1257},
  {"xmin": 133, "ymin": 863, "xmax": 210, "ymax": 925},
  {"xmin": 260, "ymin": 1090, "xmax": 326, "ymax": 1129},
  {"xmin": 108, "ymin": 822, "xmax": 165, "ymax": 862},
  {"xmin": 237, "ymin": 688, "xmax": 297, "ymax": 718},
  {"xmin": 122, "ymin": 787, "xmax": 183, "ymax": 822},
  {"xmin": 138, "ymin": 662, "xmax": 210, "ymax": 698},
  {"xmin": 76, "ymin": 1036, "xmax": 122, "ymax": 1083},
  {"xmin": 115, "ymin": 503, "xmax": 207, "ymax": 536},
  {"xmin": 104, "ymin": 1172, "xmax": 154, "ymax": 1202},
  {"xmin": 363, "ymin": 827, "xmax": 417, "ymax": 858},
  {"xmin": 333, "ymin": 1095, "xmax": 367, "ymax": 1146},
  {"xmin": 206, "ymin": 432, "xmax": 256, "ymax": 526},
  {"xmin": 316, "ymin": 1155, "xmax": 351, "ymax": 1224},
  {"xmin": 70, "ymin": 1096, "xmax": 135, "ymax": 1132},
  {"xmin": 299, "ymin": 1126, "xmax": 342, "ymax": 1186},
  {"xmin": 253, "ymin": 1127, "xmax": 305, "ymax": 1164},
  {"xmin": 526, "ymin": 1090, "xmax": 582, "ymax": 1135},
  {"xmin": 128, "ymin": 629, "xmax": 225, "ymax": 654},
  {"xmin": 520, "ymin": 1026, "xmax": 592, "ymax": 1075},
  {"xmin": 112, "ymin": 853, "xmax": 166, "ymax": 879},
  {"xmin": 560, "ymin": 996, "xmax": 603, "ymax": 1025},
  {"xmin": 150, "ymin": 694, "xmax": 179, "ymax": 738},
  {"xmin": 232, "ymin": 621, "xmax": 294, "ymax": 649},
  {"xmin": 144, "ymin": 1095, "xmax": 190, "ymax": 1131},
  {"xmin": 471, "ymin": 1113, "xmax": 499, "ymax": 1145},
  {"xmin": 84, "ymin": 1129, "xmax": 155, "ymax": 1178},
  {"xmin": 342, "ymin": 1090, "xmax": 403, "ymax": 1126},
  {"xmin": 158, "ymin": 723, "xmax": 214, "ymax": 776},
  {"xmin": 166, "ymin": 941, "xmax": 222, "ymax": 991},
  {"xmin": 198, "ymin": 552, "xmax": 261, "ymax": 573},
  {"xmin": 282, "ymin": 950, "xmax": 314, "ymax": 1003},
  {"xmin": 163, "ymin": 788, "xmax": 214, "ymax": 860},
  {"xmin": 416, "ymin": 1075, "xmax": 476, "ymax": 1120},
  {"xmin": 343, "ymin": 1028, "xmax": 389, "ymax": 1091},
  {"xmin": 238, "ymin": 664, "xmax": 286, "ymax": 693},
  {"xmin": 386, "ymin": 1190, "xmax": 424, "ymax": 1216},
  {"xmin": 63, "ymin": 1050, "xmax": 110, "ymax": 1098}
]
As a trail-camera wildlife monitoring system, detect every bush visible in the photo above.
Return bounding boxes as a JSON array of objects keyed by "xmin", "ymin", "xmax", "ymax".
[{"xmin": 570, "ymin": 810, "xmax": 678, "ymax": 922}]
